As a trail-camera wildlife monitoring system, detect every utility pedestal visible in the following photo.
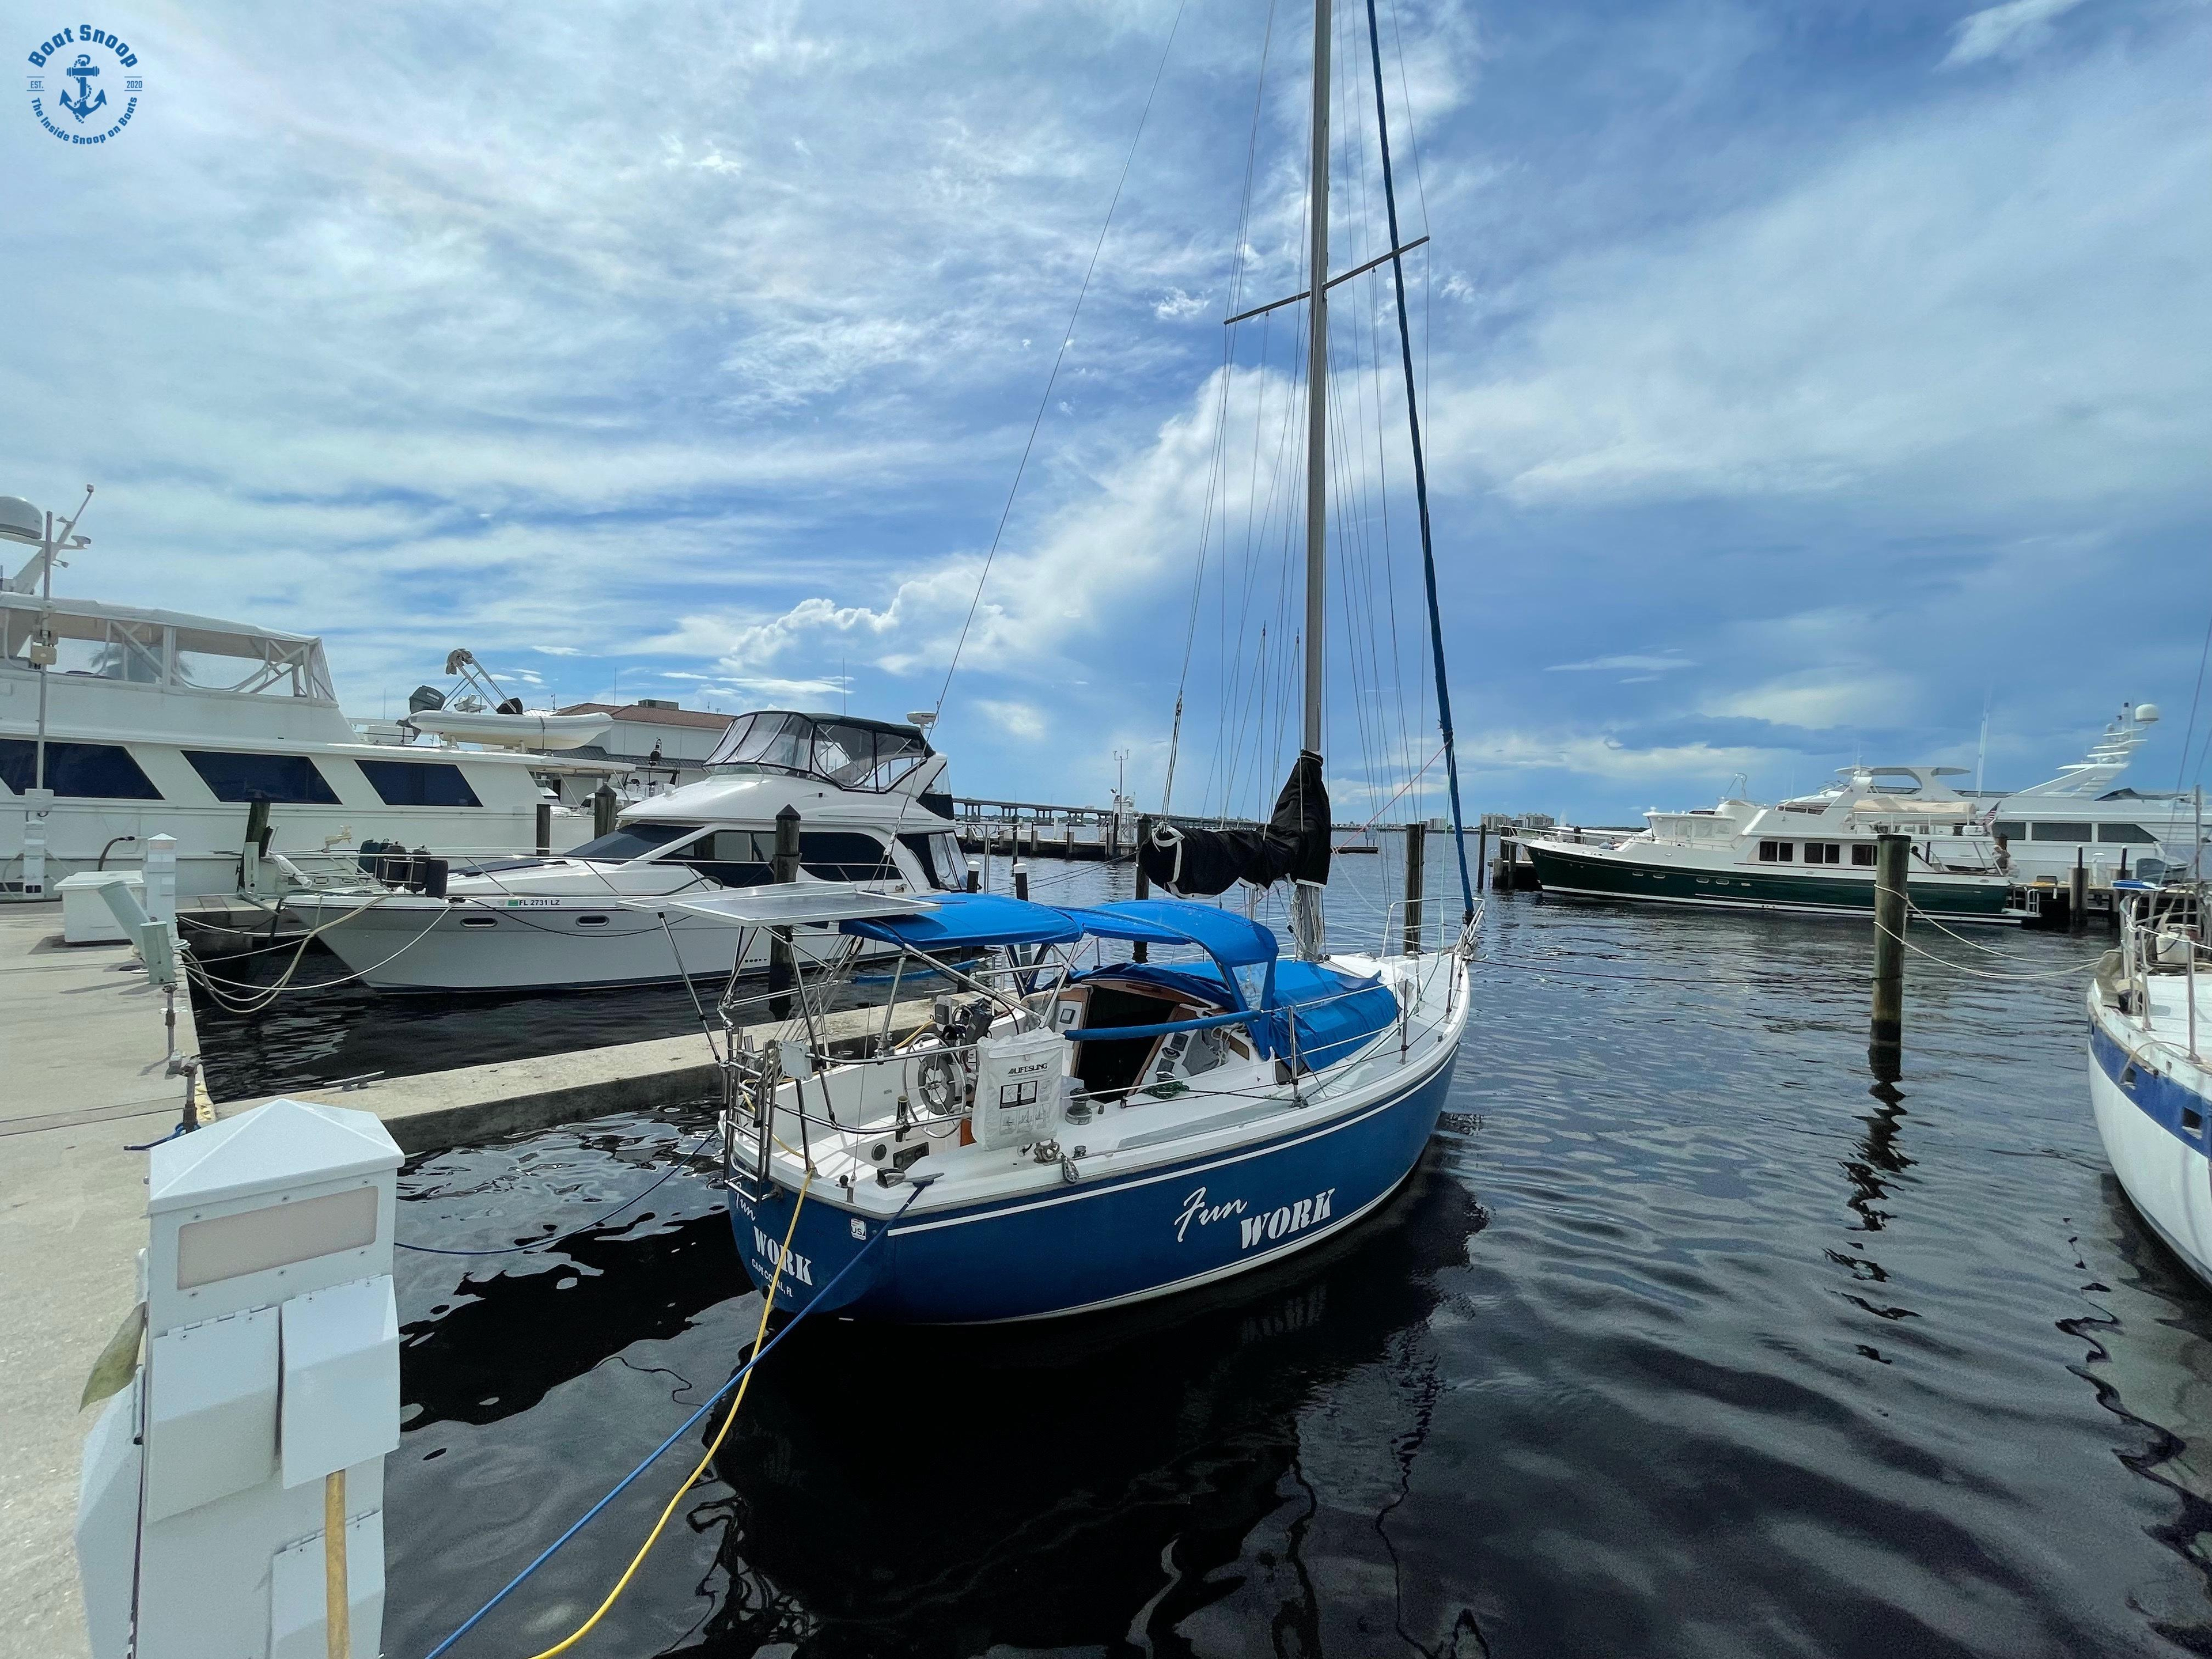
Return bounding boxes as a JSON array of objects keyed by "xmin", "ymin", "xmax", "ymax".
[{"xmin": 75, "ymin": 1099, "xmax": 403, "ymax": 1659}]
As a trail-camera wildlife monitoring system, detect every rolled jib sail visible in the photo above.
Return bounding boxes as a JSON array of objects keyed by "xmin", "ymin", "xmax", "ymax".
[{"xmin": 1139, "ymin": 751, "xmax": 1331, "ymax": 898}]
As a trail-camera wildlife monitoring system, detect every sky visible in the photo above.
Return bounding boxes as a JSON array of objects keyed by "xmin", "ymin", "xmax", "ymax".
[{"xmin": 5, "ymin": 0, "xmax": 2209, "ymax": 824}]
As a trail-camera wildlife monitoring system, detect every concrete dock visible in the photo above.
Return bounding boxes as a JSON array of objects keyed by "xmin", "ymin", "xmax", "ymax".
[
  {"xmin": 1, "ymin": 904, "xmax": 199, "ymax": 1659},
  {"xmin": 1, "ymin": 900, "xmax": 931, "ymax": 1657}
]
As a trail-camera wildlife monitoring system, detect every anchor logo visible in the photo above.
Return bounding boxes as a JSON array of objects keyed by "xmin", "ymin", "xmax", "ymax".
[{"xmin": 58, "ymin": 52, "xmax": 105, "ymax": 123}]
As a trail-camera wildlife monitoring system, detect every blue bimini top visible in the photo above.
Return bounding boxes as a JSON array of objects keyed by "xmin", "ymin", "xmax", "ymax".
[{"xmin": 840, "ymin": 891, "xmax": 1084, "ymax": 952}]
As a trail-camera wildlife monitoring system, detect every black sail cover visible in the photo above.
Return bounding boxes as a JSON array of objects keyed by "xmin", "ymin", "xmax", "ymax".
[{"xmin": 1140, "ymin": 751, "xmax": 1331, "ymax": 897}]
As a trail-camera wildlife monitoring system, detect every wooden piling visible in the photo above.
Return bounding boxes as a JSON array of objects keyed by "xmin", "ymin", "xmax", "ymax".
[
  {"xmin": 591, "ymin": 782, "xmax": 618, "ymax": 839},
  {"xmin": 534, "ymin": 801, "xmax": 551, "ymax": 857},
  {"xmin": 2070, "ymin": 849, "xmax": 2088, "ymax": 934},
  {"xmin": 1476, "ymin": 825, "xmax": 1488, "ymax": 895},
  {"xmin": 1403, "ymin": 821, "xmax": 1426, "ymax": 953},
  {"xmin": 1871, "ymin": 832, "xmax": 1908, "ymax": 1068},
  {"xmin": 768, "ymin": 804, "xmax": 800, "ymax": 1020},
  {"xmin": 1134, "ymin": 814, "xmax": 1152, "ymax": 961}
]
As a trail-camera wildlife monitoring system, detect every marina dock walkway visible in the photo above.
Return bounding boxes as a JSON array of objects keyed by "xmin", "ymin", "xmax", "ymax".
[
  {"xmin": 0, "ymin": 903, "xmax": 195, "ymax": 1659},
  {"xmin": 1, "ymin": 896, "xmax": 928, "ymax": 1657}
]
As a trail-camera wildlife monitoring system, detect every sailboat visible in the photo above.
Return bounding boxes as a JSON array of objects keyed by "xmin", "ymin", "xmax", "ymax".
[{"xmin": 709, "ymin": 0, "xmax": 1476, "ymax": 1323}]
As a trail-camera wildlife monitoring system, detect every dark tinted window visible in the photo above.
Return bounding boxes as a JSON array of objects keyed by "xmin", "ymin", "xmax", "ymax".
[
  {"xmin": 1992, "ymin": 820, "xmax": 2026, "ymax": 842},
  {"xmin": 0, "ymin": 737, "xmax": 162, "ymax": 800},
  {"xmin": 683, "ymin": 828, "xmax": 774, "ymax": 888},
  {"xmin": 569, "ymin": 821, "xmax": 703, "ymax": 862},
  {"xmin": 184, "ymin": 751, "xmax": 339, "ymax": 804},
  {"xmin": 802, "ymin": 831, "xmax": 893, "ymax": 880},
  {"xmin": 2031, "ymin": 821, "xmax": 2093, "ymax": 842},
  {"xmin": 356, "ymin": 760, "xmax": 482, "ymax": 808},
  {"xmin": 2099, "ymin": 822, "xmax": 2158, "ymax": 844},
  {"xmin": 899, "ymin": 831, "xmax": 945, "ymax": 886},
  {"xmin": 1850, "ymin": 843, "xmax": 1876, "ymax": 866}
]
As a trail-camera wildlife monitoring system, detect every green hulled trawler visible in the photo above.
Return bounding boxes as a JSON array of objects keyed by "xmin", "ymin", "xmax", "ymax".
[{"xmin": 1521, "ymin": 766, "xmax": 2021, "ymax": 923}]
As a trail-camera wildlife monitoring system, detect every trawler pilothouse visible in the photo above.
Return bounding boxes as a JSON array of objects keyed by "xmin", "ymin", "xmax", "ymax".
[
  {"xmin": 1522, "ymin": 765, "xmax": 2021, "ymax": 923},
  {"xmin": 286, "ymin": 709, "xmax": 968, "ymax": 990}
]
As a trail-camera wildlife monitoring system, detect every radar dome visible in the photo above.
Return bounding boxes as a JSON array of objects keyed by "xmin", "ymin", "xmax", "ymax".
[
  {"xmin": 0, "ymin": 496, "xmax": 42, "ymax": 546},
  {"xmin": 2135, "ymin": 703, "xmax": 2161, "ymax": 724}
]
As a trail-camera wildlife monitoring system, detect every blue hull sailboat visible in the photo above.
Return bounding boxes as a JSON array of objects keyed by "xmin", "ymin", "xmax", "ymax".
[{"xmin": 714, "ymin": 0, "xmax": 1479, "ymax": 1324}]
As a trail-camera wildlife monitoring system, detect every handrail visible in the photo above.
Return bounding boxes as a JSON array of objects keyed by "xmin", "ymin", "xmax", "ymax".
[{"xmin": 1062, "ymin": 1008, "xmax": 1266, "ymax": 1041}]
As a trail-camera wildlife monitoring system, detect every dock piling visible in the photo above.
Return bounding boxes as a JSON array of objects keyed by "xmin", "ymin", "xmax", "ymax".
[
  {"xmin": 2070, "ymin": 849, "xmax": 2088, "ymax": 934},
  {"xmin": 592, "ymin": 782, "xmax": 618, "ymax": 839},
  {"xmin": 769, "ymin": 804, "xmax": 800, "ymax": 1020},
  {"xmin": 1403, "ymin": 820, "xmax": 1426, "ymax": 953},
  {"xmin": 1134, "ymin": 815, "xmax": 1152, "ymax": 962},
  {"xmin": 534, "ymin": 801, "xmax": 551, "ymax": 857},
  {"xmin": 1871, "ymin": 832, "xmax": 1908, "ymax": 1071}
]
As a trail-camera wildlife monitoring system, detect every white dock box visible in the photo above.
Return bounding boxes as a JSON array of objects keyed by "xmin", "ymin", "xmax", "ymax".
[{"xmin": 57, "ymin": 870, "xmax": 145, "ymax": 944}]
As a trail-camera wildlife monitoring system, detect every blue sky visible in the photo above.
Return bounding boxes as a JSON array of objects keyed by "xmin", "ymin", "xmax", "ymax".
[{"xmin": 5, "ymin": 0, "xmax": 2208, "ymax": 823}]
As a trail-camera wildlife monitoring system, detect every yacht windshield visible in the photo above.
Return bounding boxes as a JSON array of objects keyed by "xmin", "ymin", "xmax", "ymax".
[
  {"xmin": 568, "ymin": 821, "xmax": 704, "ymax": 862},
  {"xmin": 704, "ymin": 711, "xmax": 931, "ymax": 791}
]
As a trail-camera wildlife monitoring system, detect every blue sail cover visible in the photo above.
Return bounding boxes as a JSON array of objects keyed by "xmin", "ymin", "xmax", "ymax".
[
  {"xmin": 1266, "ymin": 960, "xmax": 1399, "ymax": 1072},
  {"xmin": 840, "ymin": 891, "xmax": 1083, "ymax": 951}
]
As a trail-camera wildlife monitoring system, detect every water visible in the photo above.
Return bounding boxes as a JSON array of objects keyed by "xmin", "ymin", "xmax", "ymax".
[{"xmin": 358, "ymin": 872, "xmax": 2212, "ymax": 1658}]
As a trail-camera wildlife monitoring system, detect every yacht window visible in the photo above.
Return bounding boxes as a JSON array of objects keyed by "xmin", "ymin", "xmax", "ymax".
[
  {"xmin": 1757, "ymin": 840, "xmax": 1793, "ymax": 862},
  {"xmin": 357, "ymin": 760, "xmax": 482, "ymax": 808},
  {"xmin": 569, "ymin": 821, "xmax": 704, "ymax": 862},
  {"xmin": 1992, "ymin": 821, "xmax": 2026, "ymax": 842},
  {"xmin": 801, "ymin": 831, "xmax": 895, "ymax": 881},
  {"xmin": 0, "ymin": 737, "xmax": 162, "ymax": 800},
  {"xmin": 1850, "ymin": 843, "xmax": 1876, "ymax": 866},
  {"xmin": 705, "ymin": 712, "xmax": 812, "ymax": 774},
  {"xmin": 2030, "ymin": 821, "xmax": 2093, "ymax": 842},
  {"xmin": 1804, "ymin": 842, "xmax": 1841, "ymax": 865},
  {"xmin": 2099, "ymin": 823, "xmax": 2158, "ymax": 844},
  {"xmin": 681, "ymin": 828, "xmax": 775, "ymax": 888},
  {"xmin": 184, "ymin": 751, "xmax": 339, "ymax": 805},
  {"xmin": 898, "ymin": 831, "xmax": 966, "ymax": 889}
]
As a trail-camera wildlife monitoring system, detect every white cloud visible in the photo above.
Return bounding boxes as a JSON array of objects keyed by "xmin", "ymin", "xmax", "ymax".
[
  {"xmin": 1545, "ymin": 653, "xmax": 1695, "ymax": 673},
  {"xmin": 1941, "ymin": 0, "xmax": 2092, "ymax": 68},
  {"xmin": 1426, "ymin": 33, "xmax": 2211, "ymax": 514},
  {"xmin": 976, "ymin": 699, "xmax": 1047, "ymax": 739},
  {"xmin": 1464, "ymin": 730, "xmax": 1783, "ymax": 786},
  {"xmin": 1701, "ymin": 671, "xmax": 1919, "ymax": 732}
]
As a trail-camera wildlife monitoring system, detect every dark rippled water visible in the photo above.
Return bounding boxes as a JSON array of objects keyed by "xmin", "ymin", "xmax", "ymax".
[{"xmin": 365, "ymin": 868, "xmax": 2212, "ymax": 1659}]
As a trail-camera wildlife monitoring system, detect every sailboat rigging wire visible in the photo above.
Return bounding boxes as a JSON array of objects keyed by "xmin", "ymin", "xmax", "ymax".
[
  {"xmin": 1165, "ymin": 0, "xmax": 1281, "ymax": 819},
  {"xmin": 933, "ymin": 0, "xmax": 1190, "ymax": 722},
  {"xmin": 1363, "ymin": 0, "xmax": 1474, "ymax": 919}
]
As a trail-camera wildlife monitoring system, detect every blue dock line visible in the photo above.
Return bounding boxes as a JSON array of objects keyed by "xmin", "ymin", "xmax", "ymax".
[{"xmin": 419, "ymin": 1179, "xmax": 926, "ymax": 1659}]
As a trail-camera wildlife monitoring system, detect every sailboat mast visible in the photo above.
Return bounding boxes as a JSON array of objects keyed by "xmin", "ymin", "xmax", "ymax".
[
  {"xmin": 1287, "ymin": 0, "xmax": 1333, "ymax": 961},
  {"xmin": 1301, "ymin": 0, "xmax": 1331, "ymax": 759}
]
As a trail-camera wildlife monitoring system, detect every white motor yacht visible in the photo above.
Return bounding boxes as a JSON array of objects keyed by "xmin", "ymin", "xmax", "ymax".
[
  {"xmin": 1522, "ymin": 765, "xmax": 2021, "ymax": 922},
  {"xmin": 284, "ymin": 709, "xmax": 968, "ymax": 990},
  {"xmin": 0, "ymin": 490, "xmax": 616, "ymax": 902},
  {"xmin": 1980, "ymin": 703, "xmax": 2209, "ymax": 886}
]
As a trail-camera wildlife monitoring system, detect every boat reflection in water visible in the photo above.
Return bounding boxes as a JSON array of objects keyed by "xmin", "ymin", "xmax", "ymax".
[{"xmin": 668, "ymin": 1153, "xmax": 1488, "ymax": 1657}]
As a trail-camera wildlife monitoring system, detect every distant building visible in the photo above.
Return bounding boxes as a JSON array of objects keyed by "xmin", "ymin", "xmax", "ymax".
[{"xmin": 556, "ymin": 699, "xmax": 736, "ymax": 785}]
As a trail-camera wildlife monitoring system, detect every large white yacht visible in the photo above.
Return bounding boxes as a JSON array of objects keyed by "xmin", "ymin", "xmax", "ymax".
[
  {"xmin": 0, "ymin": 491, "xmax": 614, "ymax": 901},
  {"xmin": 284, "ymin": 709, "xmax": 969, "ymax": 990},
  {"xmin": 1521, "ymin": 765, "xmax": 2021, "ymax": 922},
  {"xmin": 1980, "ymin": 703, "xmax": 2207, "ymax": 885}
]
